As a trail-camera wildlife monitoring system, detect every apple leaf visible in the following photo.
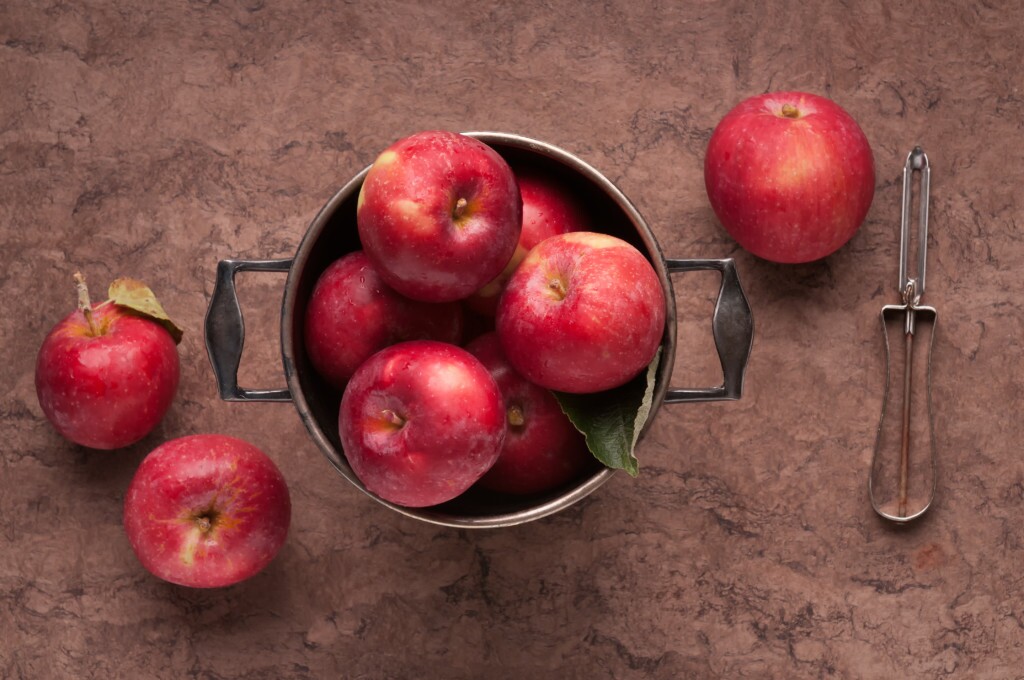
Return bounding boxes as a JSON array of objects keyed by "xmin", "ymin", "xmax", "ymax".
[
  {"xmin": 107, "ymin": 278, "xmax": 184, "ymax": 344},
  {"xmin": 554, "ymin": 347, "xmax": 662, "ymax": 477}
]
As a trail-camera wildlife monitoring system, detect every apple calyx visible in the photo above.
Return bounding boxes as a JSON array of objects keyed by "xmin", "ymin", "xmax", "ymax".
[
  {"xmin": 177, "ymin": 505, "xmax": 226, "ymax": 566},
  {"xmin": 194, "ymin": 512, "xmax": 215, "ymax": 533},
  {"xmin": 780, "ymin": 103, "xmax": 801, "ymax": 119},
  {"xmin": 506, "ymin": 404, "xmax": 526, "ymax": 429},
  {"xmin": 73, "ymin": 271, "xmax": 100, "ymax": 336}
]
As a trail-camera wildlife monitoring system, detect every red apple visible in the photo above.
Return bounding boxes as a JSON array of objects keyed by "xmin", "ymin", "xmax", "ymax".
[
  {"xmin": 466, "ymin": 332, "xmax": 590, "ymax": 495},
  {"xmin": 304, "ymin": 251, "xmax": 463, "ymax": 389},
  {"xmin": 123, "ymin": 434, "xmax": 291, "ymax": 588},
  {"xmin": 496, "ymin": 232, "xmax": 665, "ymax": 394},
  {"xmin": 339, "ymin": 340, "xmax": 505, "ymax": 507},
  {"xmin": 467, "ymin": 167, "xmax": 590, "ymax": 315},
  {"xmin": 704, "ymin": 91, "xmax": 875, "ymax": 263},
  {"xmin": 356, "ymin": 130, "xmax": 522, "ymax": 302},
  {"xmin": 35, "ymin": 274, "xmax": 180, "ymax": 450}
]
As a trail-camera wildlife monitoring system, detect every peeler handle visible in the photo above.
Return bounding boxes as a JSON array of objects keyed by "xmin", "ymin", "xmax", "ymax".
[
  {"xmin": 664, "ymin": 258, "xmax": 754, "ymax": 403},
  {"xmin": 869, "ymin": 304, "xmax": 938, "ymax": 522},
  {"xmin": 204, "ymin": 258, "xmax": 293, "ymax": 402}
]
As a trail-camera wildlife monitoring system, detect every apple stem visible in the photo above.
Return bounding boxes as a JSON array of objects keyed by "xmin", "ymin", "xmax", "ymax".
[
  {"xmin": 381, "ymin": 409, "xmax": 406, "ymax": 429},
  {"xmin": 548, "ymin": 278, "xmax": 567, "ymax": 301},
  {"xmin": 453, "ymin": 197, "xmax": 468, "ymax": 219},
  {"xmin": 197, "ymin": 516, "xmax": 212, "ymax": 532},
  {"xmin": 507, "ymin": 404, "xmax": 525, "ymax": 428},
  {"xmin": 781, "ymin": 103, "xmax": 800, "ymax": 118},
  {"xmin": 74, "ymin": 271, "xmax": 98, "ymax": 336}
]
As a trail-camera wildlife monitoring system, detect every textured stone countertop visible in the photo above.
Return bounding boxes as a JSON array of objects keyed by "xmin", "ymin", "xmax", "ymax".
[{"xmin": 2, "ymin": 2, "xmax": 1022, "ymax": 678}]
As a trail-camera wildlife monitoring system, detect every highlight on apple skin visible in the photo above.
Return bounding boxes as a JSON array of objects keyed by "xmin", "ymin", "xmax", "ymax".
[
  {"xmin": 496, "ymin": 232, "xmax": 666, "ymax": 394},
  {"xmin": 356, "ymin": 130, "xmax": 522, "ymax": 303},
  {"xmin": 123, "ymin": 434, "xmax": 291, "ymax": 588}
]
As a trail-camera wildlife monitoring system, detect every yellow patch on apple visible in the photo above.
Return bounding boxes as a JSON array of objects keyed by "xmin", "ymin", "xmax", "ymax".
[
  {"xmin": 558, "ymin": 231, "xmax": 621, "ymax": 250},
  {"xmin": 392, "ymin": 199, "xmax": 435, "ymax": 236}
]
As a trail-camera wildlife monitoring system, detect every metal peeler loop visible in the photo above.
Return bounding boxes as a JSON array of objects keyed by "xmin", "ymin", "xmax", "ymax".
[
  {"xmin": 901, "ymin": 279, "xmax": 918, "ymax": 308},
  {"xmin": 899, "ymin": 147, "xmax": 930, "ymax": 306}
]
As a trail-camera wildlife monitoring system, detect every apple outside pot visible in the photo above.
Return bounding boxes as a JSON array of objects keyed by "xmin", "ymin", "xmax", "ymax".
[{"xmin": 203, "ymin": 132, "xmax": 755, "ymax": 528}]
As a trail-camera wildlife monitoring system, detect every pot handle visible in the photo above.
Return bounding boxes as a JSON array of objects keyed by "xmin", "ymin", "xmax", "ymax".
[
  {"xmin": 664, "ymin": 258, "xmax": 753, "ymax": 403},
  {"xmin": 204, "ymin": 258, "xmax": 293, "ymax": 402}
]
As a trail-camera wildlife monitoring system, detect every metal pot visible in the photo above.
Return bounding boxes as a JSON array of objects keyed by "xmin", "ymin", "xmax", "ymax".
[{"xmin": 204, "ymin": 132, "xmax": 754, "ymax": 528}]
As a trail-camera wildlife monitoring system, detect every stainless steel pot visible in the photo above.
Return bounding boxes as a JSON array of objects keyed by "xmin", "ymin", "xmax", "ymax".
[{"xmin": 204, "ymin": 132, "xmax": 754, "ymax": 528}]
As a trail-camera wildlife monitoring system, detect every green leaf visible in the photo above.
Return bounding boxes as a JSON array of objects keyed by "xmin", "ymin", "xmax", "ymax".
[
  {"xmin": 107, "ymin": 278, "xmax": 184, "ymax": 344},
  {"xmin": 554, "ymin": 347, "xmax": 662, "ymax": 477}
]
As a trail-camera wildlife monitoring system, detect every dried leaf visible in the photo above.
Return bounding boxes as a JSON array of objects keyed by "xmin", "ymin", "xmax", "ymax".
[{"xmin": 108, "ymin": 278, "xmax": 184, "ymax": 344}]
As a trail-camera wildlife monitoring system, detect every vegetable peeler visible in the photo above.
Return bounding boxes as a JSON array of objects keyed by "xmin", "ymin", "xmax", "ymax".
[{"xmin": 869, "ymin": 147, "xmax": 937, "ymax": 523}]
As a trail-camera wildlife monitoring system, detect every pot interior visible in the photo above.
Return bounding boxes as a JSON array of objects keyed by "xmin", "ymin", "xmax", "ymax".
[{"xmin": 283, "ymin": 133, "xmax": 676, "ymax": 527}]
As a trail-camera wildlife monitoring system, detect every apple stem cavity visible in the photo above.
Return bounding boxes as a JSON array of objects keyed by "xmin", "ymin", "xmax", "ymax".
[
  {"xmin": 452, "ymin": 197, "xmax": 469, "ymax": 220},
  {"xmin": 381, "ymin": 409, "xmax": 406, "ymax": 429},
  {"xmin": 74, "ymin": 271, "xmax": 99, "ymax": 336},
  {"xmin": 547, "ymin": 278, "xmax": 567, "ymax": 301},
  {"xmin": 780, "ymin": 103, "xmax": 800, "ymax": 119}
]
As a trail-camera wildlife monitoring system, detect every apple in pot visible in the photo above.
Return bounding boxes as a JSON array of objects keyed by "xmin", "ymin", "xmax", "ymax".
[
  {"xmin": 496, "ymin": 232, "xmax": 666, "ymax": 394},
  {"xmin": 339, "ymin": 340, "xmax": 506, "ymax": 507},
  {"xmin": 357, "ymin": 130, "xmax": 522, "ymax": 302},
  {"xmin": 123, "ymin": 434, "xmax": 291, "ymax": 588},
  {"xmin": 467, "ymin": 166, "xmax": 591, "ymax": 316},
  {"xmin": 35, "ymin": 274, "xmax": 181, "ymax": 450},
  {"xmin": 466, "ymin": 332, "xmax": 591, "ymax": 495},
  {"xmin": 704, "ymin": 91, "xmax": 875, "ymax": 263},
  {"xmin": 304, "ymin": 251, "xmax": 463, "ymax": 389}
]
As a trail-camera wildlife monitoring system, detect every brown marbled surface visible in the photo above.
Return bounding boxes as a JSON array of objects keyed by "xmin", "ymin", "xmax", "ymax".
[{"xmin": 2, "ymin": 1, "xmax": 1023, "ymax": 678}]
